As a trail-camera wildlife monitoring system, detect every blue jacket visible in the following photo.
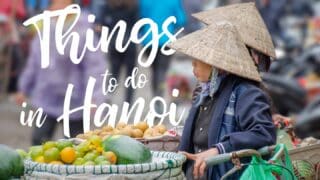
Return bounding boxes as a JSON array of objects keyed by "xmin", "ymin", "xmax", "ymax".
[
  {"xmin": 139, "ymin": 0, "xmax": 187, "ymax": 46},
  {"xmin": 179, "ymin": 75, "xmax": 277, "ymax": 179}
]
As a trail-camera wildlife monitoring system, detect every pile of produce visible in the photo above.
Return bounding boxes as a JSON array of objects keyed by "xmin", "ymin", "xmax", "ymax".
[
  {"xmin": 76, "ymin": 122, "xmax": 170, "ymax": 140},
  {"xmin": 22, "ymin": 135, "xmax": 152, "ymax": 166}
]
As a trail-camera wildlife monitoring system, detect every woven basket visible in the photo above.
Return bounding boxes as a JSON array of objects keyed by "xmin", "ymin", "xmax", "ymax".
[{"xmin": 24, "ymin": 151, "xmax": 186, "ymax": 179}]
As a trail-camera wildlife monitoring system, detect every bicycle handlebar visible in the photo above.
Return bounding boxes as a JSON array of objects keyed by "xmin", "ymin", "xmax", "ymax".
[{"xmin": 205, "ymin": 145, "xmax": 282, "ymax": 166}]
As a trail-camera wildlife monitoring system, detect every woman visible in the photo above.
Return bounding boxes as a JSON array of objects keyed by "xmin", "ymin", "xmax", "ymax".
[{"xmin": 169, "ymin": 22, "xmax": 276, "ymax": 179}]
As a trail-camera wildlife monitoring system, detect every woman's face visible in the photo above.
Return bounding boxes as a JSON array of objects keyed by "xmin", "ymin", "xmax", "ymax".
[{"xmin": 192, "ymin": 60, "xmax": 212, "ymax": 82}]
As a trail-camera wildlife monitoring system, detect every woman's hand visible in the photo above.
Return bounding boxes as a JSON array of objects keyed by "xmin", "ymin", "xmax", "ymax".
[
  {"xmin": 179, "ymin": 148, "xmax": 219, "ymax": 179},
  {"xmin": 272, "ymin": 114, "xmax": 292, "ymax": 128}
]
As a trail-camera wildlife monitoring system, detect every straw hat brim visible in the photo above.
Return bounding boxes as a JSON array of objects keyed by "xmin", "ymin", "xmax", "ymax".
[
  {"xmin": 168, "ymin": 22, "xmax": 262, "ymax": 82},
  {"xmin": 192, "ymin": 2, "xmax": 276, "ymax": 59}
]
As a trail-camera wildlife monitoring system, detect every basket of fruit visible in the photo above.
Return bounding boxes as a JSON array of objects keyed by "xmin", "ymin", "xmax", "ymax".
[
  {"xmin": 76, "ymin": 122, "xmax": 181, "ymax": 152},
  {"xmin": 23, "ymin": 135, "xmax": 186, "ymax": 179}
]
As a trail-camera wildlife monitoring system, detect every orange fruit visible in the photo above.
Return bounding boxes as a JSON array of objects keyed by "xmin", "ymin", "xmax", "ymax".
[
  {"xmin": 132, "ymin": 129, "xmax": 143, "ymax": 138},
  {"xmin": 60, "ymin": 147, "xmax": 76, "ymax": 164},
  {"xmin": 121, "ymin": 126, "xmax": 133, "ymax": 137},
  {"xmin": 102, "ymin": 151, "xmax": 117, "ymax": 164},
  {"xmin": 135, "ymin": 122, "xmax": 149, "ymax": 132},
  {"xmin": 154, "ymin": 124, "xmax": 167, "ymax": 134},
  {"xmin": 116, "ymin": 122, "xmax": 127, "ymax": 129},
  {"xmin": 102, "ymin": 125, "xmax": 114, "ymax": 132},
  {"xmin": 143, "ymin": 128, "xmax": 154, "ymax": 137}
]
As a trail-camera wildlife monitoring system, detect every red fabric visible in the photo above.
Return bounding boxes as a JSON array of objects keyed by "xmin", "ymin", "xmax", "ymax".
[
  {"xmin": 0, "ymin": 0, "xmax": 26, "ymax": 19},
  {"xmin": 82, "ymin": 0, "xmax": 91, "ymax": 7}
]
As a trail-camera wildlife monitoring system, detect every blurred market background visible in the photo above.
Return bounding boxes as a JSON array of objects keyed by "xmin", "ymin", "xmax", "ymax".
[{"xmin": 0, "ymin": 0, "xmax": 320, "ymax": 149}]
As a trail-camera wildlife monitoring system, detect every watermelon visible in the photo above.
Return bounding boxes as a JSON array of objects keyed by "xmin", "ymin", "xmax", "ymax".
[
  {"xmin": 102, "ymin": 135, "xmax": 152, "ymax": 164},
  {"xmin": 0, "ymin": 144, "xmax": 24, "ymax": 179}
]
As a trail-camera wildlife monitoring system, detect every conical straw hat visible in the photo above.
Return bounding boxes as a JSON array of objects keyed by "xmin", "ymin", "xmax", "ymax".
[
  {"xmin": 168, "ymin": 21, "xmax": 261, "ymax": 82},
  {"xmin": 192, "ymin": 2, "xmax": 276, "ymax": 59}
]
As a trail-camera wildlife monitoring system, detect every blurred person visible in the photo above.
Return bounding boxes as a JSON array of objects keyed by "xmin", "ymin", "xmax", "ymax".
[
  {"xmin": 25, "ymin": 0, "xmax": 50, "ymax": 16},
  {"xmin": 139, "ymin": 0, "xmax": 187, "ymax": 99},
  {"xmin": 0, "ymin": 15, "xmax": 9, "ymax": 97},
  {"xmin": 15, "ymin": 0, "xmax": 107, "ymax": 145},
  {"xmin": 0, "ymin": 0, "xmax": 26, "ymax": 94},
  {"xmin": 96, "ymin": 0, "xmax": 139, "ymax": 104},
  {"xmin": 0, "ymin": 0, "xmax": 27, "ymax": 20},
  {"xmin": 90, "ymin": 0, "xmax": 106, "ymax": 25}
]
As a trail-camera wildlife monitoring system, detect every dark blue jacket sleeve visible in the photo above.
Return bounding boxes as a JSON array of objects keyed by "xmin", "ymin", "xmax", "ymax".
[{"xmin": 219, "ymin": 85, "xmax": 277, "ymax": 153}]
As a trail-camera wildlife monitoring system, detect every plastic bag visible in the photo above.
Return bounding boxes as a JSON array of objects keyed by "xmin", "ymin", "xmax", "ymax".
[
  {"xmin": 240, "ymin": 156, "xmax": 280, "ymax": 180},
  {"xmin": 240, "ymin": 144, "xmax": 297, "ymax": 180}
]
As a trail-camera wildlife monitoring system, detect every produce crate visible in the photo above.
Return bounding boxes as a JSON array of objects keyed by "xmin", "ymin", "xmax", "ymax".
[
  {"xmin": 289, "ymin": 144, "xmax": 320, "ymax": 164},
  {"xmin": 289, "ymin": 143, "xmax": 320, "ymax": 179},
  {"xmin": 24, "ymin": 151, "xmax": 186, "ymax": 180},
  {"xmin": 138, "ymin": 135, "xmax": 181, "ymax": 152}
]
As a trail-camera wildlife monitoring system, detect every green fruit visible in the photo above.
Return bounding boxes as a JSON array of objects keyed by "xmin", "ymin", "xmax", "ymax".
[
  {"xmin": 94, "ymin": 155, "xmax": 107, "ymax": 164},
  {"xmin": 42, "ymin": 141, "xmax": 57, "ymax": 151},
  {"xmin": 102, "ymin": 135, "xmax": 152, "ymax": 164},
  {"xmin": 76, "ymin": 141, "xmax": 91, "ymax": 153},
  {"xmin": 98, "ymin": 161, "xmax": 111, "ymax": 165},
  {"xmin": 75, "ymin": 151, "xmax": 85, "ymax": 158},
  {"xmin": 56, "ymin": 140, "xmax": 73, "ymax": 151},
  {"xmin": 16, "ymin": 149, "xmax": 28, "ymax": 159},
  {"xmin": 73, "ymin": 158, "xmax": 85, "ymax": 165},
  {"xmin": 0, "ymin": 144, "xmax": 24, "ymax": 179},
  {"xmin": 91, "ymin": 150, "xmax": 100, "ymax": 156},
  {"xmin": 83, "ymin": 152, "xmax": 97, "ymax": 161},
  {"xmin": 89, "ymin": 135, "xmax": 102, "ymax": 147},
  {"xmin": 43, "ymin": 147, "xmax": 60, "ymax": 163},
  {"xmin": 29, "ymin": 146, "xmax": 43, "ymax": 161},
  {"xmin": 84, "ymin": 161, "xmax": 95, "ymax": 166}
]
